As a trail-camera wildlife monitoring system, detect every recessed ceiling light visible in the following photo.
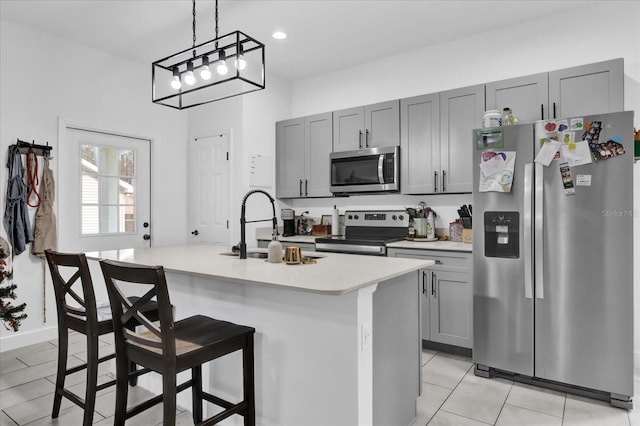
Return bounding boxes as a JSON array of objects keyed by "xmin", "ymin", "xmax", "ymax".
[{"xmin": 272, "ymin": 31, "xmax": 287, "ymax": 40}]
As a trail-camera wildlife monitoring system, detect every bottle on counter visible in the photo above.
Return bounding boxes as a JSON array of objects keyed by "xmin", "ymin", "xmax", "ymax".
[
  {"xmin": 426, "ymin": 209, "xmax": 436, "ymax": 240},
  {"xmin": 502, "ymin": 107, "xmax": 514, "ymax": 126},
  {"xmin": 267, "ymin": 231, "xmax": 283, "ymax": 263}
]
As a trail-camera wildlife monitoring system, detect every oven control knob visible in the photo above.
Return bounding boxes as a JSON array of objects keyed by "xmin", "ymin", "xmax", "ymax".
[
  {"xmin": 399, "ymin": 215, "xmax": 404, "ymax": 221},
  {"xmin": 354, "ymin": 214, "xmax": 359, "ymax": 220},
  {"xmin": 392, "ymin": 215, "xmax": 397, "ymax": 220},
  {"xmin": 348, "ymin": 215, "xmax": 353, "ymax": 220}
]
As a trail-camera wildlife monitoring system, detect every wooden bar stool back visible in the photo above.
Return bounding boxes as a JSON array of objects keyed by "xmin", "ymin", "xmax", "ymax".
[
  {"xmin": 100, "ymin": 259, "xmax": 256, "ymax": 426},
  {"xmin": 45, "ymin": 250, "xmax": 158, "ymax": 426}
]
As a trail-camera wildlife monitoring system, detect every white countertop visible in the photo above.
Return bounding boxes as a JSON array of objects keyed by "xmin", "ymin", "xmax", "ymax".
[
  {"xmin": 86, "ymin": 245, "xmax": 433, "ymax": 295},
  {"xmin": 387, "ymin": 240, "xmax": 473, "ymax": 252}
]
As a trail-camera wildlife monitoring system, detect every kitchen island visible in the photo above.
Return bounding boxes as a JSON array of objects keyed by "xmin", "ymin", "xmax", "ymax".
[{"xmin": 87, "ymin": 245, "xmax": 433, "ymax": 426}]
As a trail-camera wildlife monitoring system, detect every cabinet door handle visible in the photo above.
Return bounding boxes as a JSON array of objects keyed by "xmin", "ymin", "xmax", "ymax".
[
  {"xmin": 299, "ymin": 179, "xmax": 303, "ymax": 197},
  {"xmin": 442, "ymin": 170, "xmax": 446, "ymax": 192},
  {"xmin": 359, "ymin": 130, "xmax": 363, "ymax": 149},
  {"xmin": 422, "ymin": 270, "xmax": 427, "ymax": 294},
  {"xmin": 305, "ymin": 179, "xmax": 308, "ymax": 197},
  {"xmin": 434, "ymin": 171, "xmax": 438, "ymax": 193},
  {"xmin": 553, "ymin": 102, "xmax": 556, "ymax": 119},
  {"xmin": 365, "ymin": 129, "xmax": 370, "ymax": 148},
  {"xmin": 431, "ymin": 271, "xmax": 436, "ymax": 297},
  {"xmin": 541, "ymin": 104, "xmax": 544, "ymax": 120}
]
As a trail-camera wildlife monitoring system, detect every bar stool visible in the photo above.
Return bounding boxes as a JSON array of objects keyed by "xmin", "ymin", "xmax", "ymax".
[
  {"xmin": 45, "ymin": 250, "xmax": 161, "ymax": 426},
  {"xmin": 99, "ymin": 259, "xmax": 256, "ymax": 426}
]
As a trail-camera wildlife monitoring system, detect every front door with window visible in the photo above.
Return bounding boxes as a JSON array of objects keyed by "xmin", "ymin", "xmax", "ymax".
[{"xmin": 58, "ymin": 126, "xmax": 151, "ymax": 253}]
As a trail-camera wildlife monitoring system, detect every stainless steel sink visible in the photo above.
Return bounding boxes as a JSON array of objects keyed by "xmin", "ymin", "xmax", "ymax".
[
  {"xmin": 219, "ymin": 251, "xmax": 268, "ymax": 259},
  {"xmin": 219, "ymin": 251, "xmax": 324, "ymax": 260}
]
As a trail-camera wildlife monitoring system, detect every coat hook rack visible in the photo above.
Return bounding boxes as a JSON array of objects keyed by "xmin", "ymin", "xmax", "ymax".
[{"xmin": 14, "ymin": 138, "xmax": 53, "ymax": 158}]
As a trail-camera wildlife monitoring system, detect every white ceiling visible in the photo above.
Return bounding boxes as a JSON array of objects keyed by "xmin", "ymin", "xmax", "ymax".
[{"xmin": 0, "ymin": 0, "xmax": 597, "ymax": 81}]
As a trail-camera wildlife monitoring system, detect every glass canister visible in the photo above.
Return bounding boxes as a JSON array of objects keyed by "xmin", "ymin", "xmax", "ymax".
[{"xmin": 449, "ymin": 219, "xmax": 463, "ymax": 242}]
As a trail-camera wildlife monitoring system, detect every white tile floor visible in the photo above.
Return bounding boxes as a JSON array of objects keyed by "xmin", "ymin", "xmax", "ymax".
[
  {"xmin": 1, "ymin": 335, "xmax": 639, "ymax": 425},
  {"xmin": 415, "ymin": 350, "xmax": 640, "ymax": 426}
]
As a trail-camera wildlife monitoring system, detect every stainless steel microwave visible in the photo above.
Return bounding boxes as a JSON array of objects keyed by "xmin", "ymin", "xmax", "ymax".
[{"xmin": 330, "ymin": 146, "xmax": 400, "ymax": 194}]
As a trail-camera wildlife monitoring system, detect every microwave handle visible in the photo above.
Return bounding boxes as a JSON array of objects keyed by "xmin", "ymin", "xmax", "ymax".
[{"xmin": 378, "ymin": 155, "xmax": 385, "ymax": 184}]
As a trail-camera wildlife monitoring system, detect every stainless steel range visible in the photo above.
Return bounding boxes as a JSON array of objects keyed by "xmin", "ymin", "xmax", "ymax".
[{"xmin": 315, "ymin": 210, "xmax": 409, "ymax": 256}]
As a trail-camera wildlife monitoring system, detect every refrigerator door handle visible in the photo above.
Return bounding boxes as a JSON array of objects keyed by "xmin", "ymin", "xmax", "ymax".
[
  {"xmin": 523, "ymin": 163, "xmax": 533, "ymax": 299},
  {"xmin": 534, "ymin": 162, "xmax": 544, "ymax": 299}
]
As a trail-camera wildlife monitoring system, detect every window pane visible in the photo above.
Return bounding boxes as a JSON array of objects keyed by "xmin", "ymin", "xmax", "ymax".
[
  {"xmin": 121, "ymin": 206, "xmax": 135, "ymax": 232},
  {"xmin": 82, "ymin": 144, "xmax": 137, "ymax": 235},
  {"xmin": 100, "ymin": 205, "xmax": 119, "ymax": 233},
  {"xmin": 100, "ymin": 176, "xmax": 120, "ymax": 204},
  {"xmin": 120, "ymin": 150, "xmax": 135, "ymax": 177},
  {"xmin": 81, "ymin": 172, "xmax": 99, "ymax": 203},
  {"xmin": 82, "ymin": 206, "xmax": 99, "ymax": 234}
]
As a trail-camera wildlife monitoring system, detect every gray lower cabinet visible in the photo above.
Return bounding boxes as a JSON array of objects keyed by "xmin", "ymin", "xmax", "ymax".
[
  {"xmin": 549, "ymin": 58, "xmax": 624, "ymax": 118},
  {"xmin": 387, "ymin": 248, "xmax": 473, "ymax": 349},
  {"xmin": 333, "ymin": 100, "xmax": 400, "ymax": 152},
  {"xmin": 276, "ymin": 112, "xmax": 332, "ymax": 198}
]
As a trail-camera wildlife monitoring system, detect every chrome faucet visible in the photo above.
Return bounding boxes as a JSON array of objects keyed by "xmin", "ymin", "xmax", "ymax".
[{"xmin": 238, "ymin": 189, "xmax": 278, "ymax": 259}]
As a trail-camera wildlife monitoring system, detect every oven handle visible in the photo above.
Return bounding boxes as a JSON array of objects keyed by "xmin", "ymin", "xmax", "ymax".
[
  {"xmin": 315, "ymin": 242, "xmax": 386, "ymax": 256},
  {"xmin": 378, "ymin": 155, "xmax": 385, "ymax": 184}
]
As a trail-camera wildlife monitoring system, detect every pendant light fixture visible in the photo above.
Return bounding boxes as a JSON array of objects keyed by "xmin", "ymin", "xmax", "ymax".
[{"xmin": 152, "ymin": 0, "xmax": 265, "ymax": 109}]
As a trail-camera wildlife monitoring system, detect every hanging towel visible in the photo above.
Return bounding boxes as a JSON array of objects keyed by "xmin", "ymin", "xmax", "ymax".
[
  {"xmin": 3, "ymin": 145, "xmax": 33, "ymax": 255},
  {"xmin": 32, "ymin": 157, "xmax": 57, "ymax": 258}
]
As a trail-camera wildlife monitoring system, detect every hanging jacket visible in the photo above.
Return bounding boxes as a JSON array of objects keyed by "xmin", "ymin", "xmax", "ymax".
[
  {"xmin": 32, "ymin": 157, "xmax": 57, "ymax": 258},
  {"xmin": 3, "ymin": 145, "xmax": 33, "ymax": 255}
]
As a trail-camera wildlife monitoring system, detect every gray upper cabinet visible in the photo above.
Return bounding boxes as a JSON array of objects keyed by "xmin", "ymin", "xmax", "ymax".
[
  {"xmin": 305, "ymin": 113, "xmax": 333, "ymax": 197},
  {"xmin": 401, "ymin": 86, "xmax": 483, "ymax": 195},
  {"xmin": 276, "ymin": 112, "xmax": 332, "ymax": 199},
  {"xmin": 549, "ymin": 58, "xmax": 624, "ymax": 118},
  {"xmin": 401, "ymin": 93, "xmax": 440, "ymax": 194},
  {"xmin": 439, "ymin": 84, "xmax": 484, "ymax": 194},
  {"xmin": 486, "ymin": 72, "xmax": 549, "ymax": 123},
  {"xmin": 333, "ymin": 100, "xmax": 400, "ymax": 152}
]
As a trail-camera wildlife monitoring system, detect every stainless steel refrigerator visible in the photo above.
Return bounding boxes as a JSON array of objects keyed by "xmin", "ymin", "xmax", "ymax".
[{"xmin": 472, "ymin": 111, "xmax": 634, "ymax": 408}]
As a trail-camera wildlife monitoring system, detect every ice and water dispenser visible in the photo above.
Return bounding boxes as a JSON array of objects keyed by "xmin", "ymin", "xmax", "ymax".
[{"xmin": 484, "ymin": 212, "xmax": 519, "ymax": 259}]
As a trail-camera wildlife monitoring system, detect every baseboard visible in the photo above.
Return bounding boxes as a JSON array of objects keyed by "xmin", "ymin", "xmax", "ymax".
[{"xmin": 0, "ymin": 325, "xmax": 58, "ymax": 352}]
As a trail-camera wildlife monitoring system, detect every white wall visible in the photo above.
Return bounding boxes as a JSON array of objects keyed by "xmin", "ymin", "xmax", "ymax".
[
  {"xmin": 287, "ymin": 1, "xmax": 640, "ymax": 367},
  {"xmin": 0, "ymin": 20, "xmax": 188, "ymax": 350}
]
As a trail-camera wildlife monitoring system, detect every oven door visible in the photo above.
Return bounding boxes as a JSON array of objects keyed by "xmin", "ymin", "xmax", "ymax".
[{"xmin": 330, "ymin": 146, "xmax": 399, "ymax": 194}]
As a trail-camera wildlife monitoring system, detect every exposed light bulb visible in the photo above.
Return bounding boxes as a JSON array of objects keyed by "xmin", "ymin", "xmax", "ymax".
[
  {"xmin": 217, "ymin": 60, "xmax": 228, "ymax": 75},
  {"xmin": 184, "ymin": 70, "xmax": 196, "ymax": 85},
  {"xmin": 170, "ymin": 75, "xmax": 182, "ymax": 90},
  {"xmin": 184, "ymin": 61, "xmax": 196, "ymax": 85},
  {"xmin": 272, "ymin": 31, "xmax": 287, "ymax": 40},
  {"xmin": 235, "ymin": 55, "xmax": 247, "ymax": 71},
  {"xmin": 200, "ymin": 65, "xmax": 211, "ymax": 80},
  {"xmin": 170, "ymin": 67, "xmax": 181, "ymax": 90},
  {"xmin": 200, "ymin": 56, "xmax": 211, "ymax": 80},
  {"xmin": 216, "ymin": 51, "xmax": 228, "ymax": 75}
]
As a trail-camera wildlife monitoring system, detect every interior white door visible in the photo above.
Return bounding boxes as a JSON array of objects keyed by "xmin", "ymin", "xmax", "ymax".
[
  {"xmin": 58, "ymin": 126, "xmax": 151, "ymax": 252},
  {"xmin": 187, "ymin": 134, "xmax": 230, "ymax": 246}
]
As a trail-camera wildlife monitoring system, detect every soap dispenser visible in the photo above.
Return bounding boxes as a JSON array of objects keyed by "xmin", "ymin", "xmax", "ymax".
[{"xmin": 267, "ymin": 231, "xmax": 283, "ymax": 263}]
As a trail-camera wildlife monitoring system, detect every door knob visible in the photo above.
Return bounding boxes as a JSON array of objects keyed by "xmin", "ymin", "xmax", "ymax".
[
  {"xmin": 143, "ymin": 234, "xmax": 151, "ymax": 241},
  {"xmin": 191, "ymin": 230, "xmax": 199, "ymax": 236}
]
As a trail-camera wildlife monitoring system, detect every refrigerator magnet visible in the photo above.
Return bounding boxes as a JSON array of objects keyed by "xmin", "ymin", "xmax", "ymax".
[
  {"xmin": 557, "ymin": 120, "xmax": 569, "ymax": 132},
  {"xmin": 570, "ymin": 118, "xmax": 584, "ymax": 131},
  {"xmin": 576, "ymin": 175, "xmax": 592, "ymax": 186},
  {"xmin": 543, "ymin": 121, "xmax": 558, "ymax": 134},
  {"xmin": 559, "ymin": 162, "xmax": 576, "ymax": 196}
]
